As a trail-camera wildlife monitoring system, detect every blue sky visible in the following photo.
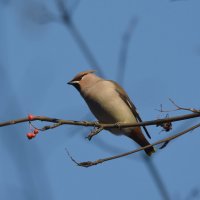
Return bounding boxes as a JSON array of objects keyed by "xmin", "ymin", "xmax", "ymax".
[{"xmin": 1, "ymin": 0, "xmax": 200, "ymax": 199}]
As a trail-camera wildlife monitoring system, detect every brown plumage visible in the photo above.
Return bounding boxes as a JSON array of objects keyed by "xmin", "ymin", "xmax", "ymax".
[{"xmin": 68, "ymin": 70, "xmax": 155, "ymax": 156}]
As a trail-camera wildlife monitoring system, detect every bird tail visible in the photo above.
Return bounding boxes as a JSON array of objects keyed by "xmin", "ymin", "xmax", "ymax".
[
  {"xmin": 144, "ymin": 144, "xmax": 156, "ymax": 156},
  {"xmin": 127, "ymin": 127, "xmax": 156, "ymax": 156}
]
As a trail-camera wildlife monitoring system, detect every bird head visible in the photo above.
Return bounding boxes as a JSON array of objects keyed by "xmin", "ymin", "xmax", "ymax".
[{"xmin": 67, "ymin": 70, "xmax": 97, "ymax": 91}]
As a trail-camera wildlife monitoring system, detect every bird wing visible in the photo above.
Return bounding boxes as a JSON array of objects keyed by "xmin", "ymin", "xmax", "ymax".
[{"xmin": 110, "ymin": 80, "xmax": 151, "ymax": 139}]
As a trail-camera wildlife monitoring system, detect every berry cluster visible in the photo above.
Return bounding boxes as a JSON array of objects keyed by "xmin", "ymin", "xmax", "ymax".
[
  {"xmin": 26, "ymin": 114, "xmax": 40, "ymax": 140},
  {"xmin": 27, "ymin": 129, "xmax": 39, "ymax": 139}
]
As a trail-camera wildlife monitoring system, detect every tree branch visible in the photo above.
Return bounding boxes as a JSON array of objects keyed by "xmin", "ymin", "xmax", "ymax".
[
  {"xmin": 1, "ymin": 112, "xmax": 200, "ymax": 129},
  {"xmin": 117, "ymin": 16, "xmax": 138, "ymax": 84},
  {"xmin": 71, "ymin": 122, "xmax": 200, "ymax": 167},
  {"xmin": 157, "ymin": 98, "xmax": 200, "ymax": 113},
  {"xmin": 2, "ymin": 109, "xmax": 200, "ymax": 167},
  {"xmin": 56, "ymin": 0, "xmax": 104, "ymax": 77}
]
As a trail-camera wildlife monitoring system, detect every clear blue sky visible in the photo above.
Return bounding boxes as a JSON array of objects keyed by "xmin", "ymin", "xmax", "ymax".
[{"xmin": 1, "ymin": 0, "xmax": 200, "ymax": 199}]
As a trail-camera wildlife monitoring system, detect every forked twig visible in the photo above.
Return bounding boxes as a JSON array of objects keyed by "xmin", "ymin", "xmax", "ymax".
[
  {"xmin": 157, "ymin": 99, "xmax": 200, "ymax": 114},
  {"xmin": 86, "ymin": 127, "xmax": 104, "ymax": 141}
]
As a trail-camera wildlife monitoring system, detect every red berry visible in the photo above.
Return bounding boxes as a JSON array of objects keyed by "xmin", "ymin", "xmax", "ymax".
[
  {"xmin": 33, "ymin": 129, "xmax": 39, "ymax": 134},
  {"xmin": 27, "ymin": 132, "xmax": 36, "ymax": 139},
  {"xmin": 28, "ymin": 114, "xmax": 34, "ymax": 121}
]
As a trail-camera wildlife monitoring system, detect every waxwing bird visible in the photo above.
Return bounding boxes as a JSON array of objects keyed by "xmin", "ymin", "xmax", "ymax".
[{"xmin": 68, "ymin": 70, "xmax": 155, "ymax": 156}]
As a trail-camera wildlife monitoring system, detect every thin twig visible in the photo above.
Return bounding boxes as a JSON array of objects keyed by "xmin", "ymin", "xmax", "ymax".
[
  {"xmin": 86, "ymin": 127, "xmax": 104, "ymax": 141},
  {"xmin": 70, "ymin": 123, "xmax": 200, "ymax": 167},
  {"xmin": 157, "ymin": 99, "xmax": 200, "ymax": 113},
  {"xmin": 56, "ymin": 0, "xmax": 104, "ymax": 77},
  {"xmin": 169, "ymin": 98, "xmax": 200, "ymax": 113},
  {"xmin": 65, "ymin": 148, "xmax": 80, "ymax": 165},
  {"xmin": 117, "ymin": 16, "xmax": 138, "ymax": 84},
  {"xmin": 156, "ymin": 104, "xmax": 179, "ymax": 113}
]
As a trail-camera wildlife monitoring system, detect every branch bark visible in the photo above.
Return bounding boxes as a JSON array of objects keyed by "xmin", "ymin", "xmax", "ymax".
[
  {"xmin": 1, "ymin": 112, "xmax": 200, "ymax": 129},
  {"xmin": 71, "ymin": 122, "xmax": 200, "ymax": 167},
  {"xmin": 1, "ymin": 110, "xmax": 200, "ymax": 168}
]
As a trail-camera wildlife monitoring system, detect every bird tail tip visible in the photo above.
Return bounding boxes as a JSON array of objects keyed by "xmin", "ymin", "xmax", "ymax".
[{"xmin": 145, "ymin": 146, "xmax": 156, "ymax": 156}]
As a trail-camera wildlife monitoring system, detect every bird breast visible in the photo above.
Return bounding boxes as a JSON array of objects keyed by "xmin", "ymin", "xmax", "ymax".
[{"xmin": 82, "ymin": 81, "xmax": 137, "ymax": 135}]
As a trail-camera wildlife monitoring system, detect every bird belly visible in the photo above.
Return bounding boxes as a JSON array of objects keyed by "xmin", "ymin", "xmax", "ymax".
[{"xmin": 84, "ymin": 88, "xmax": 137, "ymax": 135}]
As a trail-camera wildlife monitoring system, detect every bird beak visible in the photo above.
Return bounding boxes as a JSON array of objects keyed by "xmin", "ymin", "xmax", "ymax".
[
  {"xmin": 67, "ymin": 81, "xmax": 73, "ymax": 85},
  {"xmin": 67, "ymin": 80, "xmax": 79, "ymax": 85}
]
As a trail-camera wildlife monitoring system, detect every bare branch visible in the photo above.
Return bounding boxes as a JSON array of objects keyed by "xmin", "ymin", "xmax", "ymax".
[
  {"xmin": 157, "ymin": 99, "xmax": 200, "ymax": 113},
  {"xmin": 1, "ymin": 112, "xmax": 200, "ymax": 130},
  {"xmin": 86, "ymin": 127, "xmax": 104, "ymax": 141},
  {"xmin": 168, "ymin": 98, "xmax": 200, "ymax": 113},
  {"xmin": 72, "ymin": 123, "xmax": 200, "ymax": 167},
  {"xmin": 117, "ymin": 16, "xmax": 138, "ymax": 84},
  {"xmin": 56, "ymin": 0, "xmax": 104, "ymax": 77}
]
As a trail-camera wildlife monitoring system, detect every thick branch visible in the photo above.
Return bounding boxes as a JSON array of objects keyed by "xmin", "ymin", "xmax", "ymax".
[{"xmin": 1, "ymin": 112, "xmax": 200, "ymax": 129}]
